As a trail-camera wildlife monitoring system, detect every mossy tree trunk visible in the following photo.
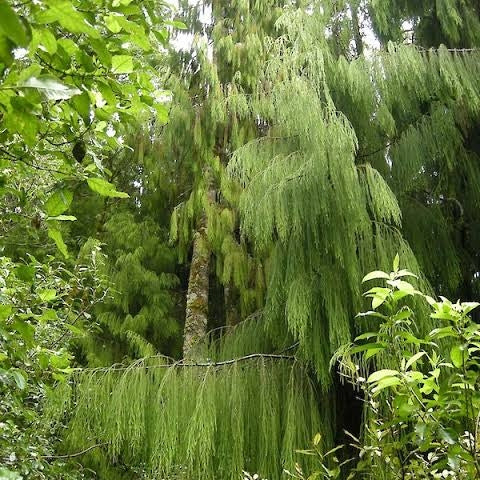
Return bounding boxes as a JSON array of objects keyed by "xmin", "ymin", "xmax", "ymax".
[{"xmin": 183, "ymin": 227, "xmax": 210, "ymax": 358}]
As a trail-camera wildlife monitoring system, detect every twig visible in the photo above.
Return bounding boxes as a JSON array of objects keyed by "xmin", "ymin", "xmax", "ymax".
[
  {"xmin": 41, "ymin": 443, "xmax": 107, "ymax": 460},
  {"xmin": 78, "ymin": 353, "xmax": 297, "ymax": 373}
]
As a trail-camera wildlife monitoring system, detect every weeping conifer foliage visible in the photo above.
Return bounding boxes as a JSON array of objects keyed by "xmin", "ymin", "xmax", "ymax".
[
  {"xmin": 166, "ymin": 0, "xmax": 293, "ymax": 327},
  {"xmin": 225, "ymin": 1, "xmax": 480, "ymax": 383},
  {"xmin": 73, "ymin": 128, "xmax": 184, "ymax": 366},
  {"xmin": 368, "ymin": 0, "xmax": 480, "ymax": 47},
  {"xmin": 228, "ymin": 7, "xmax": 420, "ymax": 384},
  {"xmin": 57, "ymin": 354, "xmax": 327, "ymax": 480},
  {"xmin": 55, "ymin": 2, "xmax": 480, "ymax": 478}
]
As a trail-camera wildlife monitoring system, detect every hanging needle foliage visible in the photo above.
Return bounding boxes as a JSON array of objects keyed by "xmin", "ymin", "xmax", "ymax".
[{"xmin": 53, "ymin": 355, "xmax": 329, "ymax": 480}]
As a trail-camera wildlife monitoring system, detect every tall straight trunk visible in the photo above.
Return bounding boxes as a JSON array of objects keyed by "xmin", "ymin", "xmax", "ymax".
[
  {"xmin": 350, "ymin": 1, "xmax": 364, "ymax": 57},
  {"xmin": 183, "ymin": 227, "xmax": 210, "ymax": 358}
]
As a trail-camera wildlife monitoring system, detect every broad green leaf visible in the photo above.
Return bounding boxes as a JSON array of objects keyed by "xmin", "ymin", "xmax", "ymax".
[
  {"xmin": 155, "ymin": 102, "xmax": 169, "ymax": 124},
  {"xmin": 367, "ymin": 369, "xmax": 399, "ymax": 383},
  {"xmin": 87, "ymin": 177, "xmax": 129, "ymax": 198},
  {"xmin": 90, "ymin": 38, "xmax": 111, "ymax": 66},
  {"xmin": 439, "ymin": 428, "xmax": 457, "ymax": 445},
  {"xmin": 20, "ymin": 76, "xmax": 81, "ymax": 100},
  {"xmin": 72, "ymin": 91, "xmax": 91, "ymax": 124},
  {"xmin": 48, "ymin": 228, "xmax": 69, "ymax": 258},
  {"xmin": 49, "ymin": 354, "xmax": 70, "ymax": 369},
  {"xmin": 396, "ymin": 331, "xmax": 422, "ymax": 345},
  {"xmin": 450, "ymin": 345, "xmax": 464, "ymax": 368},
  {"xmin": 349, "ymin": 343, "xmax": 386, "ymax": 354},
  {"xmin": 14, "ymin": 265, "xmax": 35, "ymax": 282},
  {"xmin": 112, "ymin": 55, "xmax": 134, "ymax": 74},
  {"xmin": 37, "ymin": 1, "xmax": 100, "ymax": 38},
  {"xmin": 394, "ymin": 396, "xmax": 416, "ymax": 418},
  {"xmin": 354, "ymin": 332, "xmax": 378, "ymax": 341},
  {"xmin": 32, "ymin": 28, "xmax": 57, "ymax": 54},
  {"xmin": 45, "ymin": 188, "xmax": 73, "ymax": 216},
  {"xmin": 365, "ymin": 287, "xmax": 391, "ymax": 295},
  {"xmin": 392, "ymin": 308, "xmax": 412, "ymax": 321},
  {"xmin": 372, "ymin": 376, "xmax": 401, "ymax": 394},
  {"xmin": 395, "ymin": 269, "xmax": 417, "ymax": 279},
  {"xmin": 391, "ymin": 290, "xmax": 410, "ymax": 302},
  {"xmin": 0, "ymin": 304, "xmax": 12, "ymax": 321},
  {"xmin": 405, "ymin": 351, "xmax": 426, "ymax": 370},
  {"xmin": 13, "ymin": 319, "xmax": 35, "ymax": 345},
  {"xmin": 38, "ymin": 289, "xmax": 56, "ymax": 302},
  {"xmin": 0, "ymin": 34, "xmax": 14, "ymax": 66},
  {"xmin": 387, "ymin": 279, "xmax": 415, "ymax": 294},
  {"xmin": 462, "ymin": 302, "xmax": 480, "ymax": 315},
  {"xmin": 105, "ymin": 14, "xmax": 122, "ymax": 33},
  {"xmin": 39, "ymin": 309, "xmax": 57, "ymax": 322},
  {"xmin": 428, "ymin": 326, "xmax": 455, "ymax": 340},
  {"xmin": 364, "ymin": 347, "xmax": 385, "ymax": 360},
  {"xmin": 97, "ymin": 81, "xmax": 116, "ymax": 105},
  {"xmin": 372, "ymin": 294, "xmax": 388, "ymax": 310},
  {"xmin": 362, "ymin": 270, "xmax": 390, "ymax": 282},
  {"xmin": 10, "ymin": 369, "xmax": 26, "ymax": 389},
  {"xmin": 0, "ymin": 0, "xmax": 28, "ymax": 46},
  {"xmin": 116, "ymin": 17, "xmax": 151, "ymax": 50}
]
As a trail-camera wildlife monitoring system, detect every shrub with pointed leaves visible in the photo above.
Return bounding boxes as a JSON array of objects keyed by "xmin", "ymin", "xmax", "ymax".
[{"xmin": 331, "ymin": 258, "xmax": 480, "ymax": 479}]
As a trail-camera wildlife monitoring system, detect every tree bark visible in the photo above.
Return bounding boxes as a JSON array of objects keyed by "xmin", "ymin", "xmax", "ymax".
[
  {"xmin": 183, "ymin": 227, "xmax": 210, "ymax": 358},
  {"xmin": 224, "ymin": 284, "xmax": 240, "ymax": 327},
  {"xmin": 350, "ymin": 1, "xmax": 364, "ymax": 57}
]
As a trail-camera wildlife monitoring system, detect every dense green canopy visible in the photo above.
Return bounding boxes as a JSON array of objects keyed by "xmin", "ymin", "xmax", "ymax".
[{"xmin": 1, "ymin": 0, "xmax": 480, "ymax": 479}]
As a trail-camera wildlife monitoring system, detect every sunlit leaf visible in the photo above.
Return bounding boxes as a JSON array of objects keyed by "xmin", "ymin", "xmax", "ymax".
[
  {"xmin": 111, "ymin": 55, "xmax": 134, "ymax": 74},
  {"xmin": 20, "ymin": 76, "xmax": 81, "ymax": 100},
  {"xmin": 0, "ymin": 0, "xmax": 28, "ymax": 46},
  {"xmin": 87, "ymin": 177, "xmax": 129, "ymax": 198},
  {"xmin": 362, "ymin": 270, "xmax": 390, "ymax": 282},
  {"xmin": 48, "ymin": 228, "xmax": 69, "ymax": 258},
  {"xmin": 10, "ymin": 369, "xmax": 26, "ymax": 389},
  {"xmin": 45, "ymin": 189, "xmax": 73, "ymax": 216},
  {"xmin": 367, "ymin": 369, "xmax": 399, "ymax": 383}
]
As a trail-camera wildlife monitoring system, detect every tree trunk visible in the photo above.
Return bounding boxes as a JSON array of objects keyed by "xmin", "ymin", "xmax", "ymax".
[
  {"xmin": 350, "ymin": 1, "xmax": 363, "ymax": 57},
  {"xmin": 183, "ymin": 227, "xmax": 210, "ymax": 358},
  {"xmin": 224, "ymin": 284, "xmax": 240, "ymax": 327}
]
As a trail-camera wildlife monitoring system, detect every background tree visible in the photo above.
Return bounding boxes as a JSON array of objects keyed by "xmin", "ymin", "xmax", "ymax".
[
  {"xmin": 0, "ymin": 0, "xmax": 176, "ymax": 477},
  {"xmin": 4, "ymin": 0, "xmax": 480, "ymax": 478}
]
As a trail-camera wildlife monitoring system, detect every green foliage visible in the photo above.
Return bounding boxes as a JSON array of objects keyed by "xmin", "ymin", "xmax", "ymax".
[
  {"xmin": 0, "ymin": 1, "xmax": 177, "ymax": 476},
  {"xmin": 3, "ymin": 0, "xmax": 480, "ymax": 478},
  {"xmin": 288, "ymin": 434, "xmax": 351, "ymax": 480},
  {"xmin": 0, "ymin": 0, "xmax": 174, "ymax": 258},
  {"xmin": 332, "ymin": 260, "xmax": 480, "ymax": 479},
  {"xmin": 224, "ymin": 3, "xmax": 480, "ymax": 387},
  {"xmin": 0, "ymin": 254, "xmax": 107, "ymax": 478},
  {"xmin": 56, "ymin": 357, "xmax": 326, "ymax": 480},
  {"xmin": 81, "ymin": 212, "xmax": 182, "ymax": 365},
  {"xmin": 368, "ymin": 0, "xmax": 480, "ymax": 47}
]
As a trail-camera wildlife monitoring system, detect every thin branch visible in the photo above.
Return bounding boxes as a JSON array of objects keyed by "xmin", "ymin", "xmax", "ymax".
[
  {"xmin": 41, "ymin": 443, "xmax": 107, "ymax": 460},
  {"xmin": 357, "ymin": 142, "xmax": 393, "ymax": 159},
  {"xmin": 78, "ymin": 353, "xmax": 297, "ymax": 373},
  {"xmin": 417, "ymin": 46, "xmax": 479, "ymax": 53}
]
